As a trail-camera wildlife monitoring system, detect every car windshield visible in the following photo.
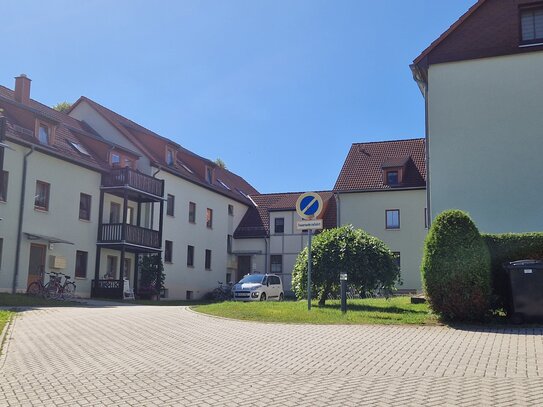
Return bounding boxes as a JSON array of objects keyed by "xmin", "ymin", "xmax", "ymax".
[{"xmin": 239, "ymin": 274, "xmax": 264, "ymax": 284}]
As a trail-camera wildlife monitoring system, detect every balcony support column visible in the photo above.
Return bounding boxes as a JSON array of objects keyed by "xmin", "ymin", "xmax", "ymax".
[{"xmin": 94, "ymin": 189, "xmax": 105, "ymax": 289}]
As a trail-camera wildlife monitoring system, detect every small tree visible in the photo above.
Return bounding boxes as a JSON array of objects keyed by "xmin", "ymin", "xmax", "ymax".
[
  {"xmin": 421, "ymin": 210, "xmax": 491, "ymax": 321},
  {"xmin": 292, "ymin": 225, "xmax": 400, "ymax": 306},
  {"xmin": 214, "ymin": 158, "xmax": 226, "ymax": 169},
  {"xmin": 138, "ymin": 254, "xmax": 165, "ymax": 300},
  {"xmin": 52, "ymin": 101, "xmax": 72, "ymax": 113}
]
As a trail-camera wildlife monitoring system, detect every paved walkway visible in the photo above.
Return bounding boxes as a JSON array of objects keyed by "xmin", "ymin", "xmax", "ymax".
[{"xmin": 1, "ymin": 305, "xmax": 542, "ymax": 406}]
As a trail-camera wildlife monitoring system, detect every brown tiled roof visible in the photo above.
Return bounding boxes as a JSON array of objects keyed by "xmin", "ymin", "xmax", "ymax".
[
  {"xmin": 234, "ymin": 191, "xmax": 337, "ymax": 238},
  {"xmin": 0, "ymin": 85, "xmax": 109, "ymax": 171},
  {"xmin": 71, "ymin": 96, "xmax": 258, "ymax": 204},
  {"xmin": 334, "ymin": 138, "xmax": 426, "ymax": 192}
]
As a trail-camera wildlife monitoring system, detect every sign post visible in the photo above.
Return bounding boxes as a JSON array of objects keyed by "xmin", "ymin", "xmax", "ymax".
[
  {"xmin": 296, "ymin": 192, "xmax": 324, "ymax": 311},
  {"xmin": 340, "ymin": 273, "xmax": 348, "ymax": 314}
]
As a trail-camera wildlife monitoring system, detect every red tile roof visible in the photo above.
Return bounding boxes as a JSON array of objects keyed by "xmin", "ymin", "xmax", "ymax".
[
  {"xmin": 234, "ymin": 191, "xmax": 337, "ymax": 238},
  {"xmin": 334, "ymin": 138, "xmax": 426, "ymax": 192},
  {"xmin": 0, "ymin": 85, "xmax": 109, "ymax": 171},
  {"xmin": 71, "ymin": 96, "xmax": 259, "ymax": 204}
]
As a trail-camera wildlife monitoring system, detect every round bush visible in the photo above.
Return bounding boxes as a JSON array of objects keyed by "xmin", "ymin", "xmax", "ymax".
[{"xmin": 421, "ymin": 210, "xmax": 491, "ymax": 321}]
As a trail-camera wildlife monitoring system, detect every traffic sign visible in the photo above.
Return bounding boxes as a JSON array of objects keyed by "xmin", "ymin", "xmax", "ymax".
[
  {"xmin": 296, "ymin": 192, "xmax": 323, "ymax": 220},
  {"xmin": 296, "ymin": 219, "xmax": 323, "ymax": 230}
]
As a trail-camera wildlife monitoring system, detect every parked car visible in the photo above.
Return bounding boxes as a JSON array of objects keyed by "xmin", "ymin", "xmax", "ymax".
[{"xmin": 232, "ymin": 274, "xmax": 284, "ymax": 301}]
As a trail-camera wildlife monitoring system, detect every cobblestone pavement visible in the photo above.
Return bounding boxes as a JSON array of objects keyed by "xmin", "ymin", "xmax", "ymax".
[{"xmin": 1, "ymin": 305, "xmax": 543, "ymax": 406}]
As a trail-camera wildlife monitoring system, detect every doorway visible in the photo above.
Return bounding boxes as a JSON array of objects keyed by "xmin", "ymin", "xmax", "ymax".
[
  {"xmin": 27, "ymin": 244, "xmax": 46, "ymax": 287},
  {"xmin": 237, "ymin": 255, "xmax": 251, "ymax": 282}
]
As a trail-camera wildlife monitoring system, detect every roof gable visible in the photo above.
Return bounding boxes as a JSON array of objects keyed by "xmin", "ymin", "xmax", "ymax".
[{"xmin": 334, "ymin": 138, "xmax": 426, "ymax": 192}]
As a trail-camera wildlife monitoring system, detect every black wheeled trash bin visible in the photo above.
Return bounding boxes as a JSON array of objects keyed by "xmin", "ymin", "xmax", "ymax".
[{"xmin": 504, "ymin": 259, "xmax": 543, "ymax": 324}]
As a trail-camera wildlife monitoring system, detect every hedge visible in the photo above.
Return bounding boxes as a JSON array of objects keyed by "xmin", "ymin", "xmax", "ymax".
[{"xmin": 483, "ymin": 232, "xmax": 543, "ymax": 313}]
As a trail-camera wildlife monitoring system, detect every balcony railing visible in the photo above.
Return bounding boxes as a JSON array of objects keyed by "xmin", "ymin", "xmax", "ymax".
[
  {"xmin": 102, "ymin": 167, "xmax": 164, "ymax": 198},
  {"xmin": 99, "ymin": 223, "xmax": 161, "ymax": 249},
  {"xmin": 91, "ymin": 279, "xmax": 123, "ymax": 299}
]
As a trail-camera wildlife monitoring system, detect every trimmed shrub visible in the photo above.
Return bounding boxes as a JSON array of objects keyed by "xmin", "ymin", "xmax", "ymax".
[
  {"xmin": 292, "ymin": 225, "xmax": 400, "ymax": 306},
  {"xmin": 421, "ymin": 210, "xmax": 491, "ymax": 321},
  {"xmin": 483, "ymin": 232, "xmax": 543, "ymax": 313}
]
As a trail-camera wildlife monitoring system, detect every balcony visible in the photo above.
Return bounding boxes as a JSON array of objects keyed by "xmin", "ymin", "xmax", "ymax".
[
  {"xmin": 98, "ymin": 223, "xmax": 161, "ymax": 251},
  {"xmin": 102, "ymin": 167, "xmax": 164, "ymax": 199}
]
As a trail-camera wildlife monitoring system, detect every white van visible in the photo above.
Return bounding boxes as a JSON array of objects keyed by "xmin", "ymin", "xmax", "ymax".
[{"xmin": 232, "ymin": 274, "xmax": 284, "ymax": 301}]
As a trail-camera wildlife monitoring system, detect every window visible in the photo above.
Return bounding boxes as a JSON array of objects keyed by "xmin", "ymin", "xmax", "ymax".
[
  {"xmin": 105, "ymin": 256, "xmax": 117, "ymax": 279},
  {"xmin": 38, "ymin": 124, "xmax": 50, "ymax": 145},
  {"xmin": 111, "ymin": 152, "xmax": 121, "ymax": 167},
  {"xmin": 271, "ymin": 255, "xmax": 282, "ymax": 274},
  {"xmin": 217, "ymin": 179, "xmax": 231, "ymax": 190},
  {"xmin": 0, "ymin": 171, "xmax": 8, "ymax": 202},
  {"xmin": 166, "ymin": 148, "xmax": 175, "ymax": 166},
  {"xmin": 75, "ymin": 251, "xmax": 88, "ymax": 278},
  {"xmin": 110, "ymin": 202, "xmax": 121, "ymax": 223},
  {"xmin": 68, "ymin": 141, "xmax": 90, "ymax": 156},
  {"xmin": 205, "ymin": 249, "xmax": 212, "ymax": 270},
  {"xmin": 34, "ymin": 181, "xmax": 50, "ymax": 211},
  {"xmin": 206, "ymin": 166, "xmax": 213, "ymax": 184},
  {"xmin": 165, "ymin": 240, "xmax": 173, "ymax": 263},
  {"xmin": 386, "ymin": 170, "xmax": 399, "ymax": 185},
  {"xmin": 228, "ymin": 204, "xmax": 234, "ymax": 216},
  {"xmin": 206, "ymin": 208, "xmax": 213, "ymax": 228},
  {"xmin": 386, "ymin": 209, "xmax": 400, "ymax": 229},
  {"xmin": 167, "ymin": 194, "xmax": 175, "ymax": 216},
  {"xmin": 392, "ymin": 252, "xmax": 401, "ymax": 270},
  {"xmin": 79, "ymin": 193, "xmax": 91, "ymax": 221},
  {"xmin": 227, "ymin": 235, "xmax": 233, "ymax": 254},
  {"xmin": 189, "ymin": 202, "xmax": 196, "ymax": 223},
  {"xmin": 274, "ymin": 217, "xmax": 284, "ymax": 234},
  {"xmin": 521, "ymin": 6, "xmax": 543, "ymax": 44},
  {"xmin": 187, "ymin": 245, "xmax": 194, "ymax": 266}
]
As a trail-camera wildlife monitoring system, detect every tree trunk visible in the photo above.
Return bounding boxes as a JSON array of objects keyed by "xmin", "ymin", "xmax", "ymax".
[{"xmin": 318, "ymin": 283, "xmax": 331, "ymax": 307}]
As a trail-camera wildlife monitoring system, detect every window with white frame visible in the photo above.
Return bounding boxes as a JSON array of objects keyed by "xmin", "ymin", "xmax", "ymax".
[{"xmin": 385, "ymin": 209, "xmax": 400, "ymax": 229}]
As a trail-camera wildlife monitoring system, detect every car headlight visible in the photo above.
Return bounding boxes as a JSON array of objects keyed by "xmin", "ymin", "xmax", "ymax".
[{"xmin": 251, "ymin": 292, "xmax": 260, "ymax": 298}]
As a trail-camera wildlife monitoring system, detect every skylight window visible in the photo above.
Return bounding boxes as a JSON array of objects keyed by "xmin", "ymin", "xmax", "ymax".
[
  {"xmin": 68, "ymin": 141, "xmax": 90, "ymax": 156},
  {"xmin": 217, "ymin": 179, "xmax": 231, "ymax": 190},
  {"xmin": 177, "ymin": 161, "xmax": 194, "ymax": 174},
  {"xmin": 236, "ymin": 188, "xmax": 248, "ymax": 198}
]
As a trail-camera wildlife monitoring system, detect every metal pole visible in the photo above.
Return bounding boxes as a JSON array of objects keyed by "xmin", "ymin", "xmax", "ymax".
[
  {"xmin": 307, "ymin": 229, "xmax": 312, "ymax": 311},
  {"xmin": 341, "ymin": 279, "xmax": 347, "ymax": 314}
]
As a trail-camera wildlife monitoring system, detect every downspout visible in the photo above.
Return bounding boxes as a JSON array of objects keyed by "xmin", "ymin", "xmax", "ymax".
[
  {"xmin": 334, "ymin": 192, "xmax": 341, "ymax": 226},
  {"xmin": 151, "ymin": 166, "xmax": 162, "ymax": 230},
  {"xmin": 13, "ymin": 146, "xmax": 34, "ymax": 293}
]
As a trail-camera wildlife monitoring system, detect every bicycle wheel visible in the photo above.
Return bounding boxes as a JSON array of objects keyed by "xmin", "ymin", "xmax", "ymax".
[
  {"xmin": 212, "ymin": 288, "xmax": 224, "ymax": 301},
  {"xmin": 27, "ymin": 282, "xmax": 42, "ymax": 297},
  {"xmin": 62, "ymin": 282, "xmax": 76, "ymax": 300},
  {"xmin": 44, "ymin": 283, "xmax": 61, "ymax": 300}
]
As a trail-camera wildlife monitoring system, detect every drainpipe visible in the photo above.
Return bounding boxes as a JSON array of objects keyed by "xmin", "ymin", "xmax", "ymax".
[
  {"xmin": 424, "ymin": 84, "xmax": 431, "ymax": 228},
  {"xmin": 13, "ymin": 146, "xmax": 34, "ymax": 293},
  {"xmin": 334, "ymin": 192, "xmax": 341, "ymax": 226},
  {"xmin": 150, "ymin": 166, "xmax": 162, "ymax": 230}
]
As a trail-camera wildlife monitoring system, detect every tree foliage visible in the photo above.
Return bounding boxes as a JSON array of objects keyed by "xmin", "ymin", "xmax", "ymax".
[
  {"xmin": 421, "ymin": 210, "xmax": 491, "ymax": 321},
  {"xmin": 52, "ymin": 101, "xmax": 72, "ymax": 113},
  {"xmin": 138, "ymin": 254, "xmax": 165, "ymax": 300},
  {"xmin": 292, "ymin": 225, "xmax": 400, "ymax": 306},
  {"xmin": 214, "ymin": 158, "xmax": 226, "ymax": 169}
]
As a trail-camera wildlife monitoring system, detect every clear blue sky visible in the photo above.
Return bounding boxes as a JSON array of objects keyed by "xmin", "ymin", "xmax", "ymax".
[{"xmin": 2, "ymin": 0, "xmax": 474, "ymax": 193}]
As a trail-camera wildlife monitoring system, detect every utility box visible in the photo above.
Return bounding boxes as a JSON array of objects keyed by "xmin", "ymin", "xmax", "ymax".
[
  {"xmin": 49, "ymin": 255, "xmax": 67, "ymax": 269},
  {"xmin": 504, "ymin": 259, "xmax": 543, "ymax": 323}
]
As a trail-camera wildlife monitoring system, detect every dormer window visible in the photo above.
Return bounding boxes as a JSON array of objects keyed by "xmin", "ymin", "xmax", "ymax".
[
  {"xmin": 166, "ymin": 147, "xmax": 175, "ymax": 166},
  {"xmin": 206, "ymin": 166, "xmax": 214, "ymax": 184},
  {"xmin": 386, "ymin": 170, "xmax": 399, "ymax": 185},
  {"xmin": 111, "ymin": 152, "xmax": 121, "ymax": 167},
  {"xmin": 520, "ymin": 6, "xmax": 543, "ymax": 45},
  {"xmin": 38, "ymin": 125, "xmax": 49, "ymax": 144}
]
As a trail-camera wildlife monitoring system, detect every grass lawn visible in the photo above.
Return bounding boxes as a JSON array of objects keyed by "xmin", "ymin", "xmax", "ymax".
[
  {"xmin": 193, "ymin": 296, "xmax": 438, "ymax": 325},
  {"xmin": 0, "ymin": 293, "xmax": 78, "ymax": 307},
  {"xmin": 0, "ymin": 310, "xmax": 13, "ymax": 335}
]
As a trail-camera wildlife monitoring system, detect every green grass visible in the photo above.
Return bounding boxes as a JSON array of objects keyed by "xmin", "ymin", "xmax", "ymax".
[
  {"xmin": 193, "ymin": 296, "xmax": 438, "ymax": 325},
  {"xmin": 0, "ymin": 310, "xmax": 13, "ymax": 334},
  {"xmin": 0, "ymin": 293, "xmax": 77, "ymax": 307}
]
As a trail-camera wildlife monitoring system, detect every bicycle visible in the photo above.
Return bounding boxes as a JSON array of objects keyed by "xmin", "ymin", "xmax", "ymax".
[
  {"xmin": 46, "ymin": 272, "xmax": 76, "ymax": 300},
  {"xmin": 212, "ymin": 281, "xmax": 232, "ymax": 301}
]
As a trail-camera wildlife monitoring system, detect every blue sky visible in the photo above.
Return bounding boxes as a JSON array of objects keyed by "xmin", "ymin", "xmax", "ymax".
[{"xmin": 2, "ymin": 0, "xmax": 474, "ymax": 193}]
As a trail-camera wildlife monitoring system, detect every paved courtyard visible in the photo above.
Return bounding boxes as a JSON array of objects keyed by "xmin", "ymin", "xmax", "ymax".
[{"xmin": 1, "ymin": 304, "xmax": 543, "ymax": 406}]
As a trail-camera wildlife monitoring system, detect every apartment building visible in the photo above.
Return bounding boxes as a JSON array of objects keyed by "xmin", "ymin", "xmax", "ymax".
[
  {"xmin": 334, "ymin": 139, "xmax": 427, "ymax": 291},
  {"xmin": 0, "ymin": 75, "xmax": 257, "ymax": 299},
  {"xmin": 411, "ymin": 0, "xmax": 543, "ymax": 233}
]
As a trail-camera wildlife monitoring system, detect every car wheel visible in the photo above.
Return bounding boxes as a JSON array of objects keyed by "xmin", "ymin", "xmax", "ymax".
[
  {"xmin": 260, "ymin": 293, "xmax": 267, "ymax": 301},
  {"xmin": 278, "ymin": 293, "xmax": 284, "ymax": 302}
]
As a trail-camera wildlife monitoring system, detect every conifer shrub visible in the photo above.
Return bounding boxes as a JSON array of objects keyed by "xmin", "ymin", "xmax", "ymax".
[{"xmin": 421, "ymin": 210, "xmax": 491, "ymax": 321}]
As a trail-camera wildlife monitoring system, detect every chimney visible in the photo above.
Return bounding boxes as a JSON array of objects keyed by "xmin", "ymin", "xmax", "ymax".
[{"xmin": 14, "ymin": 74, "xmax": 31, "ymax": 105}]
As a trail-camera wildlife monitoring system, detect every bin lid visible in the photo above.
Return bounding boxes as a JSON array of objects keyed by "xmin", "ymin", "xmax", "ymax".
[{"xmin": 504, "ymin": 259, "xmax": 543, "ymax": 269}]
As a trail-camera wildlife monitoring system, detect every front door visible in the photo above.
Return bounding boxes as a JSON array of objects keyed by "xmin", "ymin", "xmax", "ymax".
[
  {"xmin": 237, "ymin": 255, "xmax": 251, "ymax": 282},
  {"xmin": 27, "ymin": 244, "xmax": 46, "ymax": 286}
]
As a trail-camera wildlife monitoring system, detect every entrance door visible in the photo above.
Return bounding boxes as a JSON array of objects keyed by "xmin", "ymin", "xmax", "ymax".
[
  {"xmin": 27, "ymin": 244, "xmax": 46, "ymax": 286},
  {"xmin": 237, "ymin": 255, "xmax": 251, "ymax": 282}
]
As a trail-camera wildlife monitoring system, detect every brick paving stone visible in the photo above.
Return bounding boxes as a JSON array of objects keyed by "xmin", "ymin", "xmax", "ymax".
[{"xmin": 0, "ymin": 305, "xmax": 542, "ymax": 406}]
